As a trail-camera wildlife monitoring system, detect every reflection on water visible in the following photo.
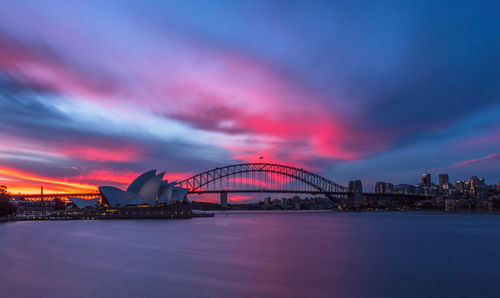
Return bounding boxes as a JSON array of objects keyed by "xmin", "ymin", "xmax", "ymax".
[{"xmin": 1, "ymin": 211, "xmax": 500, "ymax": 298}]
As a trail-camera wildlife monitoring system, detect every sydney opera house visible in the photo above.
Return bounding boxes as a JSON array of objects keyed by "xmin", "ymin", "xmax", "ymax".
[
  {"xmin": 100, "ymin": 170, "xmax": 189, "ymax": 207},
  {"xmin": 68, "ymin": 170, "xmax": 194, "ymax": 219}
]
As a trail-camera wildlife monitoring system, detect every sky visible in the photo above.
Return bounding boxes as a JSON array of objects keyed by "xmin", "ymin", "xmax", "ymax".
[{"xmin": 0, "ymin": 0, "xmax": 499, "ymax": 199}]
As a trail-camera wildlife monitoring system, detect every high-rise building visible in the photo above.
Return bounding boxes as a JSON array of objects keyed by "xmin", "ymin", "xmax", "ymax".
[
  {"xmin": 470, "ymin": 176, "xmax": 486, "ymax": 196},
  {"xmin": 442, "ymin": 182, "xmax": 453, "ymax": 193},
  {"xmin": 395, "ymin": 184, "xmax": 415, "ymax": 194},
  {"xmin": 386, "ymin": 183, "xmax": 394, "ymax": 193},
  {"xmin": 348, "ymin": 180, "xmax": 363, "ymax": 193},
  {"xmin": 421, "ymin": 172, "xmax": 431, "ymax": 187},
  {"xmin": 375, "ymin": 182, "xmax": 386, "ymax": 193},
  {"xmin": 281, "ymin": 198, "xmax": 288, "ymax": 209},
  {"xmin": 438, "ymin": 174, "xmax": 449, "ymax": 188},
  {"xmin": 347, "ymin": 180, "xmax": 363, "ymax": 208},
  {"xmin": 375, "ymin": 182, "xmax": 394, "ymax": 194}
]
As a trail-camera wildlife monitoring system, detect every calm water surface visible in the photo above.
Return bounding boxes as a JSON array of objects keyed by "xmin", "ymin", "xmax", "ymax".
[{"xmin": 1, "ymin": 211, "xmax": 499, "ymax": 298}]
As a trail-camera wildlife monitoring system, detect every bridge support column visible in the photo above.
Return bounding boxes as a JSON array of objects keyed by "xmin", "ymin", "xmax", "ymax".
[{"xmin": 220, "ymin": 191, "xmax": 228, "ymax": 209}]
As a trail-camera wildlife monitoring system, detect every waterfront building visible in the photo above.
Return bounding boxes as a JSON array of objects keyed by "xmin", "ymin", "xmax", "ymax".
[
  {"xmin": 464, "ymin": 181, "xmax": 471, "ymax": 193},
  {"xmin": 455, "ymin": 180, "xmax": 464, "ymax": 193},
  {"xmin": 386, "ymin": 183, "xmax": 394, "ymax": 193},
  {"xmin": 264, "ymin": 197, "xmax": 270, "ymax": 209},
  {"xmin": 69, "ymin": 170, "xmax": 189, "ymax": 209},
  {"xmin": 421, "ymin": 172, "xmax": 431, "ymax": 187},
  {"xmin": 469, "ymin": 176, "xmax": 487, "ymax": 198},
  {"xmin": 375, "ymin": 182, "xmax": 385, "ymax": 193},
  {"xmin": 348, "ymin": 180, "xmax": 363, "ymax": 193},
  {"xmin": 394, "ymin": 184, "xmax": 416, "ymax": 194},
  {"xmin": 438, "ymin": 174, "xmax": 449, "ymax": 188},
  {"xmin": 441, "ymin": 183, "xmax": 454, "ymax": 195},
  {"xmin": 375, "ymin": 182, "xmax": 394, "ymax": 194},
  {"xmin": 62, "ymin": 170, "xmax": 196, "ymax": 220},
  {"xmin": 347, "ymin": 180, "xmax": 363, "ymax": 208},
  {"xmin": 281, "ymin": 198, "xmax": 288, "ymax": 209}
]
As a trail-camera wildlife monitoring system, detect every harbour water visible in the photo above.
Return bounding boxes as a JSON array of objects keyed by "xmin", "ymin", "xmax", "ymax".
[{"xmin": 1, "ymin": 211, "xmax": 499, "ymax": 298}]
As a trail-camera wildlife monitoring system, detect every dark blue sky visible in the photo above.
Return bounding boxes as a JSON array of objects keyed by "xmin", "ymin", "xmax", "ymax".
[{"xmin": 0, "ymin": 0, "xmax": 498, "ymax": 196}]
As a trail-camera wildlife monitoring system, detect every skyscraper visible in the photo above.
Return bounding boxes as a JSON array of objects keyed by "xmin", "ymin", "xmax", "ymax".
[
  {"xmin": 438, "ymin": 174, "xmax": 449, "ymax": 188},
  {"xmin": 421, "ymin": 173, "xmax": 431, "ymax": 187},
  {"xmin": 348, "ymin": 180, "xmax": 363, "ymax": 208},
  {"xmin": 387, "ymin": 183, "xmax": 394, "ymax": 193},
  {"xmin": 375, "ymin": 182, "xmax": 394, "ymax": 194},
  {"xmin": 455, "ymin": 180, "xmax": 464, "ymax": 193},
  {"xmin": 375, "ymin": 182, "xmax": 386, "ymax": 193}
]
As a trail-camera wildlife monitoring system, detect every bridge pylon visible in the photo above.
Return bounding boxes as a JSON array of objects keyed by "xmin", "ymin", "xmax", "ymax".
[{"xmin": 220, "ymin": 191, "xmax": 228, "ymax": 209}]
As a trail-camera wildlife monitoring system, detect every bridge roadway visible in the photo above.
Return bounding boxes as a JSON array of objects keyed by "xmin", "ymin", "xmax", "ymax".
[
  {"xmin": 185, "ymin": 191, "xmax": 430, "ymax": 201},
  {"xmin": 12, "ymin": 191, "xmax": 430, "ymax": 201},
  {"xmin": 12, "ymin": 192, "xmax": 100, "ymax": 200}
]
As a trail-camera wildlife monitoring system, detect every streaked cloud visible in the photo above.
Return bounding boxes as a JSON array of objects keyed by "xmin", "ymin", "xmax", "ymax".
[{"xmin": 454, "ymin": 153, "xmax": 500, "ymax": 168}]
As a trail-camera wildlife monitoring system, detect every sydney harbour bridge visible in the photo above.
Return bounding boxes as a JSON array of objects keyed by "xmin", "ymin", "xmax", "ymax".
[{"xmin": 14, "ymin": 163, "xmax": 427, "ymax": 205}]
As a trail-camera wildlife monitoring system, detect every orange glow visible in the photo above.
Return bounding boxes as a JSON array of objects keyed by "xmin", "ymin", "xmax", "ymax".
[
  {"xmin": 0, "ymin": 166, "xmax": 97, "ymax": 194},
  {"xmin": 0, "ymin": 166, "xmax": 196, "ymax": 195}
]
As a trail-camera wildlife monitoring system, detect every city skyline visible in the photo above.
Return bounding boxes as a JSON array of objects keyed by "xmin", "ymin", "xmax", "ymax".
[{"xmin": 1, "ymin": 0, "xmax": 499, "ymax": 197}]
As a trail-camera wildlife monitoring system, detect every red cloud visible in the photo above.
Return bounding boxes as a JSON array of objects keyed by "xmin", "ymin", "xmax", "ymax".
[
  {"xmin": 453, "ymin": 152, "xmax": 500, "ymax": 167},
  {"xmin": 156, "ymin": 48, "xmax": 395, "ymax": 166},
  {"xmin": 224, "ymin": 174, "xmax": 292, "ymax": 190},
  {"xmin": 58, "ymin": 144, "xmax": 143, "ymax": 162},
  {"xmin": 0, "ymin": 18, "xmax": 397, "ymax": 185}
]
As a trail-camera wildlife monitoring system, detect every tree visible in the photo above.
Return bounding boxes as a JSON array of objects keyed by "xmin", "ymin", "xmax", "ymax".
[
  {"xmin": 54, "ymin": 198, "xmax": 66, "ymax": 210},
  {"xmin": 0, "ymin": 186, "xmax": 15, "ymax": 217},
  {"xmin": 0, "ymin": 185, "xmax": 8, "ymax": 198}
]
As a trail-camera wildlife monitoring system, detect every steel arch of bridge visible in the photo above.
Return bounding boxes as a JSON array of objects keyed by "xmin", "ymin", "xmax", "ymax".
[{"xmin": 176, "ymin": 163, "xmax": 347, "ymax": 195}]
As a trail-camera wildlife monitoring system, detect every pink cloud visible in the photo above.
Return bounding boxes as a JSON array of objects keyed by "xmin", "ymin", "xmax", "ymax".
[
  {"xmin": 0, "ymin": 29, "xmax": 121, "ymax": 100},
  {"xmin": 0, "ymin": 19, "xmax": 396, "ymax": 172},
  {"xmin": 448, "ymin": 127, "xmax": 500, "ymax": 155},
  {"xmin": 58, "ymin": 144, "xmax": 143, "ymax": 163},
  {"xmin": 453, "ymin": 152, "xmax": 500, "ymax": 167},
  {"xmin": 225, "ymin": 174, "xmax": 293, "ymax": 190}
]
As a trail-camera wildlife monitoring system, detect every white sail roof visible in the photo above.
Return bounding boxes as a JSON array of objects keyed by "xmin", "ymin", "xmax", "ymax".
[
  {"xmin": 138, "ymin": 172, "xmax": 165, "ymax": 206},
  {"xmin": 126, "ymin": 170, "xmax": 156, "ymax": 194},
  {"xmin": 158, "ymin": 182, "xmax": 176, "ymax": 204},
  {"xmin": 98, "ymin": 170, "xmax": 189, "ymax": 207},
  {"xmin": 99, "ymin": 186, "xmax": 136, "ymax": 207},
  {"xmin": 68, "ymin": 197, "xmax": 99, "ymax": 209},
  {"xmin": 172, "ymin": 187, "xmax": 189, "ymax": 202}
]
